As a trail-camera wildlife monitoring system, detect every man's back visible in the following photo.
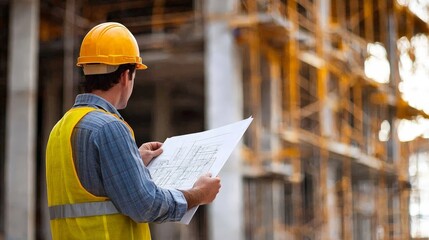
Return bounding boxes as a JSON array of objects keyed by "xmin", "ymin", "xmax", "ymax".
[{"xmin": 71, "ymin": 93, "xmax": 187, "ymax": 223}]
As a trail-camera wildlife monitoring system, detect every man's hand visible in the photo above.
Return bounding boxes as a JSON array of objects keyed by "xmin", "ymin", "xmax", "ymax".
[
  {"xmin": 139, "ymin": 142, "xmax": 163, "ymax": 166},
  {"xmin": 180, "ymin": 173, "xmax": 221, "ymax": 209}
]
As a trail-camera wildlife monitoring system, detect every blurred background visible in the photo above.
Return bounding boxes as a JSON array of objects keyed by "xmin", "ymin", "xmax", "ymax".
[{"xmin": 1, "ymin": 0, "xmax": 429, "ymax": 239}]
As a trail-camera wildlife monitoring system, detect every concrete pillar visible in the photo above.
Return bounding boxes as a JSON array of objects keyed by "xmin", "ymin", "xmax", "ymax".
[
  {"xmin": 5, "ymin": 0, "xmax": 39, "ymax": 240},
  {"xmin": 317, "ymin": 0, "xmax": 332, "ymax": 137},
  {"xmin": 152, "ymin": 82, "xmax": 171, "ymax": 141},
  {"xmin": 63, "ymin": 0, "xmax": 76, "ymax": 111},
  {"xmin": 204, "ymin": 0, "xmax": 243, "ymax": 239},
  {"xmin": 327, "ymin": 161, "xmax": 341, "ymax": 239}
]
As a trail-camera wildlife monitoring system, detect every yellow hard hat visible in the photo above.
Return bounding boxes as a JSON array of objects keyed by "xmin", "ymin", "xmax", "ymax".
[{"xmin": 77, "ymin": 22, "xmax": 147, "ymax": 74}]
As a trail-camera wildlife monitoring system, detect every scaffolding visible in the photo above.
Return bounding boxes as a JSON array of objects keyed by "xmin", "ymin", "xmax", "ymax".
[{"xmin": 234, "ymin": 0, "xmax": 426, "ymax": 239}]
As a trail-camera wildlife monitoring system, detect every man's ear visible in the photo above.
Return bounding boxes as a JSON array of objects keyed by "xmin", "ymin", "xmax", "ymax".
[{"xmin": 120, "ymin": 70, "xmax": 130, "ymax": 85}]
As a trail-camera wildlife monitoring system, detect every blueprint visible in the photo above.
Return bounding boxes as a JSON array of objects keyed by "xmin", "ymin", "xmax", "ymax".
[{"xmin": 147, "ymin": 117, "xmax": 253, "ymax": 224}]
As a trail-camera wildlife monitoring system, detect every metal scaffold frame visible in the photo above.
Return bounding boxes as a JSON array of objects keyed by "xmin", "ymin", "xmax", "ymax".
[{"xmin": 235, "ymin": 0, "xmax": 426, "ymax": 239}]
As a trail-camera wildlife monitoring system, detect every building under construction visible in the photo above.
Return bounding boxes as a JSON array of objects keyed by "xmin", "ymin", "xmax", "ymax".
[{"xmin": 1, "ymin": 0, "xmax": 429, "ymax": 239}]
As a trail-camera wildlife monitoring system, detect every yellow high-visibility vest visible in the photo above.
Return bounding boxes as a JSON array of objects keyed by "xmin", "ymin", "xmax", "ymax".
[{"xmin": 46, "ymin": 106, "xmax": 150, "ymax": 240}]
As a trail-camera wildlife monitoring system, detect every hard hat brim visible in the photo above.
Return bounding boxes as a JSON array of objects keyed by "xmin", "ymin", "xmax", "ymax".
[{"xmin": 136, "ymin": 63, "xmax": 148, "ymax": 70}]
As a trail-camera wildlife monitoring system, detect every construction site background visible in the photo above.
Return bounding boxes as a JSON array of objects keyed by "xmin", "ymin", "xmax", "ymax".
[{"xmin": 1, "ymin": 0, "xmax": 429, "ymax": 239}]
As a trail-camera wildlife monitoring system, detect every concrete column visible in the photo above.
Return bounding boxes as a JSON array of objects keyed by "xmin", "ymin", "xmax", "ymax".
[
  {"xmin": 63, "ymin": 0, "xmax": 76, "ymax": 111},
  {"xmin": 5, "ymin": 1, "xmax": 39, "ymax": 240},
  {"xmin": 204, "ymin": 0, "xmax": 243, "ymax": 239},
  {"xmin": 326, "ymin": 161, "xmax": 341, "ymax": 240},
  {"xmin": 152, "ymin": 82, "xmax": 171, "ymax": 141},
  {"xmin": 317, "ymin": 0, "xmax": 332, "ymax": 137}
]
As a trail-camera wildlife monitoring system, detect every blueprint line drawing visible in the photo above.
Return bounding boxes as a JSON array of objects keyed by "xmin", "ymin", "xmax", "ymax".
[
  {"xmin": 147, "ymin": 117, "xmax": 253, "ymax": 224},
  {"xmin": 149, "ymin": 139, "xmax": 222, "ymax": 189}
]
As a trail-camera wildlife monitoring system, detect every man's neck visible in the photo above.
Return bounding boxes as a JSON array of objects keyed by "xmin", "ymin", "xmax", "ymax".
[{"xmin": 91, "ymin": 89, "xmax": 121, "ymax": 109}]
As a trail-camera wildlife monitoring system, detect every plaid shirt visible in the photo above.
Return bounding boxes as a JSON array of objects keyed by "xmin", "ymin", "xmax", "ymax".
[{"xmin": 71, "ymin": 93, "xmax": 187, "ymax": 223}]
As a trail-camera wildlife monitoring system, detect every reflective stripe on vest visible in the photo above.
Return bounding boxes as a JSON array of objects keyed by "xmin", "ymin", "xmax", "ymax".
[{"xmin": 49, "ymin": 201, "xmax": 119, "ymax": 220}]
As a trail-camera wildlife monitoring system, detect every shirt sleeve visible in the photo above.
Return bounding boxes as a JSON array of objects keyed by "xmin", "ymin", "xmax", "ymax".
[{"xmin": 92, "ymin": 120, "xmax": 188, "ymax": 223}]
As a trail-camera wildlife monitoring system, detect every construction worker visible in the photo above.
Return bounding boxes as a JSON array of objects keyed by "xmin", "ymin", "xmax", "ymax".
[{"xmin": 46, "ymin": 22, "xmax": 221, "ymax": 239}]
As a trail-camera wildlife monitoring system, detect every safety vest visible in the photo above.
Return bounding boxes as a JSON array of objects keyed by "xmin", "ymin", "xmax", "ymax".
[{"xmin": 46, "ymin": 106, "xmax": 150, "ymax": 240}]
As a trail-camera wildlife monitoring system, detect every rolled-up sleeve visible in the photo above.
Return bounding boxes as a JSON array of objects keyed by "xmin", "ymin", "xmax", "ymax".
[{"xmin": 93, "ymin": 120, "xmax": 188, "ymax": 223}]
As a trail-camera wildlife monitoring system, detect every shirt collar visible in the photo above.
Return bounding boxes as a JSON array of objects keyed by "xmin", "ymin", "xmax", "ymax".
[{"xmin": 73, "ymin": 93, "xmax": 124, "ymax": 119}]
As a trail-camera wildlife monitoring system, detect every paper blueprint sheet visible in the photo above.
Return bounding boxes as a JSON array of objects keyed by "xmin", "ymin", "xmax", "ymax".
[{"xmin": 147, "ymin": 117, "xmax": 253, "ymax": 224}]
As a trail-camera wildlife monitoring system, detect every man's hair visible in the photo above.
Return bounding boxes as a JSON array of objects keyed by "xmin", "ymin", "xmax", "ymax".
[{"xmin": 80, "ymin": 64, "xmax": 136, "ymax": 93}]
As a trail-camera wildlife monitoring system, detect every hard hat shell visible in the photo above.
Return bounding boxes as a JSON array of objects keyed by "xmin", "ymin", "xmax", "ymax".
[{"xmin": 77, "ymin": 22, "xmax": 147, "ymax": 70}]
